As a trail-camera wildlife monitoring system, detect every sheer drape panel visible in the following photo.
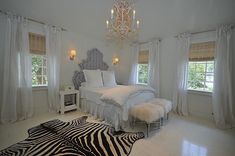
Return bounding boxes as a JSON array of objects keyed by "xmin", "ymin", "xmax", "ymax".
[
  {"xmin": 45, "ymin": 26, "xmax": 62, "ymax": 112},
  {"xmin": 213, "ymin": 25, "xmax": 235, "ymax": 128},
  {"xmin": 0, "ymin": 15, "xmax": 18, "ymax": 123},
  {"xmin": 148, "ymin": 40, "xmax": 160, "ymax": 96},
  {"xmin": 233, "ymin": 29, "xmax": 235, "ymax": 125},
  {"xmin": 128, "ymin": 43, "xmax": 139, "ymax": 85},
  {"xmin": 0, "ymin": 14, "xmax": 33, "ymax": 123},
  {"xmin": 17, "ymin": 17, "xmax": 33, "ymax": 119},
  {"xmin": 172, "ymin": 33, "xmax": 191, "ymax": 116}
]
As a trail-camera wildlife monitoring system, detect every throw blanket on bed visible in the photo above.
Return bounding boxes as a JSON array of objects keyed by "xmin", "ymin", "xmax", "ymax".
[
  {"xmin": 0, "ymin": 116, "xmax": 144, "ymax": 156},
  {"xmin": 100, "ymin": 85, "xmax": 155, "ymax": 106}
]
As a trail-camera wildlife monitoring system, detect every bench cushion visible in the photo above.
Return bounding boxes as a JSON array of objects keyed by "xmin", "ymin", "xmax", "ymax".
[
  {"xmin": 130, "ymin": 103, "xmax": 164, "ymax": 123},
  {"xmin": 149, "ymin": 98, "xmax": 172, "ymax": 115}
]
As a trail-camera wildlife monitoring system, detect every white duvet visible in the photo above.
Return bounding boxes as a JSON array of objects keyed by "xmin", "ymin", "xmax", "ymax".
[{"xmin": 100, "ymin": 85, "xmax": 156, "ymax": 106}]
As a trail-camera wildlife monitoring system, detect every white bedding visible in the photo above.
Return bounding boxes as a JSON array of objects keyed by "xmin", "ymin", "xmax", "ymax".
[
  {"xmin": 100, "ymin": 85, "xmax": 155, "ymax": 106},
  {"xmin": 80, "ymin": 85, "xmax": 155, "ymax": 123},
  {"xmin": 80, "ymin": 86, "xmax": 115, "ymax": 105}
]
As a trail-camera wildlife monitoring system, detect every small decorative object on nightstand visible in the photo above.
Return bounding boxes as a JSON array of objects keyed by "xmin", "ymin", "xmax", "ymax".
[{"xmin": 59, "ymin": 90, "xmax": 79, "ymax": 114}]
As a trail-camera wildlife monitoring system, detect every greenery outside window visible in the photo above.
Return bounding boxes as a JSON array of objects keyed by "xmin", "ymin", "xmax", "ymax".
[
  {"xmin": 187, "ymin": 41, "xmax": 215, "ymax": 92},
  {"xmin": 137, "ymin": 50, "xmax": 149, "ymax": 84},
  {"xmin": 137, "ymin": 64, "xmax": 148, "ymax": 84},
  {"xmin": 188, "ymin": 61, "xmax": 214, "ymax": 92},
  {"xmin": 32, "ymin": 55, "xmax": 48, "ymax": 86}
]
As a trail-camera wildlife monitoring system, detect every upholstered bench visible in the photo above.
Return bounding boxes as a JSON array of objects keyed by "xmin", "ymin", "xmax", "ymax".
[
  {"xmin": 130, "ymin": 103, "xmax": 164, "ymax": 137},
  {"xmin": 148, "ymin": 98, "xmax": 172, "ymax": 122}
]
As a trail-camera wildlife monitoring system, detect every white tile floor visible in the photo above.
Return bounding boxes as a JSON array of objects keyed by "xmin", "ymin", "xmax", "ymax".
[{"xmin": 0, "ymin": 111, "xmax": 235, "ymax": 156}]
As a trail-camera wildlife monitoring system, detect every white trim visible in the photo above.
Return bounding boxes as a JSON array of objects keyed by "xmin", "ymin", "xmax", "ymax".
[
  {"xmin": 187, "ymin": 89, "xmax": 212, "ymax": 96},
  {"xmin": 190, "ymin": 31, "xmax": 216, "ymax": 44},
  {"xmin": 136, "ymin": 64, "xmax": 149, "ymax": 84},
  {"xmin": 187, "ymin": 61, "xmax": 214, "ymax": 92},
  {"xmin": 32, "ymin": 86, "xmax": 48, "ymax": 91},
  {"xmin": 32, "ymin": 54, "xmax": 48, "ymax": 86},
  {"xmin": 136, "ymin": 83, "xmax": 147, "ymax": 85}
]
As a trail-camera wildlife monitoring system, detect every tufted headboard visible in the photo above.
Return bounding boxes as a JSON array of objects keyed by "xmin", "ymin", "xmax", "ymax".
[{"xmin": 72, "ymin": 48, "xmax": 109, "ymax": 89}]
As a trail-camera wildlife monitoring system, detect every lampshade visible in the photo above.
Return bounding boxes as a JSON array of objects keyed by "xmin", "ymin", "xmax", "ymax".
[
  {"xmin": 69, "ymin": 49, "xmax": 76, "ymax": 60},
  {"xmin": 112, "ymin": 57, "xmax": 120, "ymax": 65}
]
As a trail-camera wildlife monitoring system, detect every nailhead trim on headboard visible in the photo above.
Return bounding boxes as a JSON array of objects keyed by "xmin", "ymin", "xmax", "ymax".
[{"xmin": 72, "ymin": 48, "xmax": 109, "ymax": 89}]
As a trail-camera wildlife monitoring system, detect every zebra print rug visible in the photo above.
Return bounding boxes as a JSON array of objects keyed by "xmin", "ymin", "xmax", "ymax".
[{"xmin": 0, "ymin": 116, "xmax": 144, "ymax": 156}]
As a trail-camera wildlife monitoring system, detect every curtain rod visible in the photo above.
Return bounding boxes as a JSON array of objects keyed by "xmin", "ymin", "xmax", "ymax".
[
  {"xmin": 0, "ymin": 10, "xmax": 67, "ymax": 31},
  {"xmin": 138, "ymin": 39, "xmax": 162, "ymax": 45},
  {"xmin": 174, "ymin": 29, "xmax": 215, "ymax": 38},
  {"xmin": 174, "ymin": 26, "xmax": 234, "ymax": 38}
]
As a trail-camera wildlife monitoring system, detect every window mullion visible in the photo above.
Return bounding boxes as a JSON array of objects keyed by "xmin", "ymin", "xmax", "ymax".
[
  {"xmin": 204, "ymin": 62, "xmax": 207, "ymax": 91},
  {"xmin": 42, "ymin": 57, "xmax": 43, "ymax": 85}
]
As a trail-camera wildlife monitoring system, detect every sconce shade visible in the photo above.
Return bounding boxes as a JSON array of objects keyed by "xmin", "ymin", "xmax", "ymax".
[
  {"xmin": 112, "ymin": 57, "xmax": 119, "ymax": 65},
  {"xmin": 69, "ymin": 49, "xmax": 76, "ymax": 60}
]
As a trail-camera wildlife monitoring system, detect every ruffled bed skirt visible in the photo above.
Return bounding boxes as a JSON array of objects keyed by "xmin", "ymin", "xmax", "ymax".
[{"xmin": 80, "ymin": 98, "xmax": 131, "ymax": 130}]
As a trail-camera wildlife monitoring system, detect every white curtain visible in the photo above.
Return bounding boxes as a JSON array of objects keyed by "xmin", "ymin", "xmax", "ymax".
[
  {"xmin": 45, "ymin": 26, "xmax": 62, "ymax": 112},
  {"xmin": 147, "ymin": 40, "xmax": 160, "ymax": 96},
  {"xmin": 128, "ymin": 43, "xmax": 139, "ymax": 85},
  {"xmin": 172, "ymin": 33, "xmax": 191, "ymax": 116},
  {"xmin": 213, "ymin": 25, "xmax": 235, "ymax": 129},
  {"xmin": 0, "ymin": 13, "xmax": 33, "ymax": 123}
]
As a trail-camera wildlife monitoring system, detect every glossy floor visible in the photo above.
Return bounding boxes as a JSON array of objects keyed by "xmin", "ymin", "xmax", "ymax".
[{"xmin": 0, "ymin": 111, "xmax": 235, "ymax": 156}]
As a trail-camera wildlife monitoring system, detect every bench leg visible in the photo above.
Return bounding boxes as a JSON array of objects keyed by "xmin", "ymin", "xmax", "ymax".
[
  {"xmin": 160, "ymin": 117, "xmax": 163, "ymax": 126},
  {"xmin": 146, "ymin": 123, "xmax": 150, "ymax": 137}
]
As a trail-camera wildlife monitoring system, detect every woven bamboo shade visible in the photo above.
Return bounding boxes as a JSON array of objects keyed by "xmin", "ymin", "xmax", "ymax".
[
  {"xmin": 138, "ymin": 50, "xmax": 149, "ymax": 64},
  {"xmin": 29, "ymin": 32, "xmax": 46, "ymax": 55},
  {"xmin": 189, "ymin": 41, "xmax": 215, "ymax": 61}
]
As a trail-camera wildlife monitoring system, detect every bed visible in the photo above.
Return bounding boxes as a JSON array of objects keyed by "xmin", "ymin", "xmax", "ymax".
[{"xmin": 73, "ymin": 48, "xmax": 156, "ymax": 130}]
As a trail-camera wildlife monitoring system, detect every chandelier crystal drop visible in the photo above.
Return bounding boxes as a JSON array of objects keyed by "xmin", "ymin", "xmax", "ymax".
[{"xmin": 106, "ymin": 0, "xmax": 140, "ymax": 41}]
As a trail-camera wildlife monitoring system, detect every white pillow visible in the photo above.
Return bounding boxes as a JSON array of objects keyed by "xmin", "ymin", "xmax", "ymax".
[
  {"xmin": 102, "ymin": 70, "xmax": 117, "ymax": 87},
  {"xmin": 83, "ymin": 70, "xmax": 103, "ymax": 87}
]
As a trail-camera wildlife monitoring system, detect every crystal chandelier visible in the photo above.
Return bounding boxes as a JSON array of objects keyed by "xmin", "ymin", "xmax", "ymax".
[{"xmin": 106, "ymin": 0, "xmax": 140, "ymax": 40}]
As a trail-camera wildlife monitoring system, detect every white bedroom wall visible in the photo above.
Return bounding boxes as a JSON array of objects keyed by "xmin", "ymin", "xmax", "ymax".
[
  {"xmin": 159, "ymin": 37, "xmax": 178, "ymax": 100},
  {"xmin": 60, "ymin": 31, "xmax": 117, "ymax": 87},
  {"xmin": 29, "ymin": 22, "xmax": 118, "ymax": 115},
  {"xmin": 115, "ymin": 44, "xmax": 132, "ymax": 85}
]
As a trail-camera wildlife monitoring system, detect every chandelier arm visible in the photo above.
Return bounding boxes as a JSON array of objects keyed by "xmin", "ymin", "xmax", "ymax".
[{"xmin": 106, "ymin": 0, "xmax": 139, "ymax": 40}]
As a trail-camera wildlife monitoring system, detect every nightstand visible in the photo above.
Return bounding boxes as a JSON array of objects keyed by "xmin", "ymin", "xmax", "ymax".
[{"xmin": 59, "ymin": 90, "xmax": 79, "ymax": 114}]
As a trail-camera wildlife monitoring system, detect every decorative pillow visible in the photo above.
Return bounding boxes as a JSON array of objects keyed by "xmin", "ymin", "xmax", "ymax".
[
  {"xmin": 102, "ymin": 70, "xmax": 117, "ymax": 87},
  {"xmin": 81, "ymin": 82, "xmax": 88, "ymax": 87},
  {"xmin": 41, "ymin": 119, "xmax": 66, "ymax": 132},
  {"xmin": 41, "ymin": 116, "xmax": 88, "ymax": 133},
  {"xmin": 83, "ymin": 70, "xmax": 103, "ymax": 87}
]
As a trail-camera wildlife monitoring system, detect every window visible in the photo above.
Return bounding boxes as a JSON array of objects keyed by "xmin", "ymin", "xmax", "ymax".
[
  {"xmin": 137, "ymin": 50, "xmax": 149, "ymax": 84},
  {"xmin": 188, "ymin": 61, "xmax": 214, "ymax": 92},
  {"xmin": 29, "ymin": 32, "xmax": 47, "ymax": 87},
  {"xmin": 32, "ymin": 55, "xmax": 47, "ymax": 86},
  {"xmin": 187, "ymin": 41, "xmax": 215, "ymax": 92}
]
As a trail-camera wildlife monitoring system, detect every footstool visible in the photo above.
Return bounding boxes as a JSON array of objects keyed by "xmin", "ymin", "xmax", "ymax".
[
  {"xmin": 130, "ymin": 102, "xmax": 164, "ymax": 137},
  {"xmin": 148, "ymin": 98, "xmax": 172, "ymax": 123}
]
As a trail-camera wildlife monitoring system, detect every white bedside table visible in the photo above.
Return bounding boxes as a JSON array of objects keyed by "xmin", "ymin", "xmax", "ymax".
[{"xmin": 59, "ymin": 90, "xmax": 79, "ymax": 114}]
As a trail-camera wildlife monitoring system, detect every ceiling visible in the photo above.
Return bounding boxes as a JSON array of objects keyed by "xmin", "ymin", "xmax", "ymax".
[{"xmin": 1, "ymin": 0, "xmax": 235, "ymax": 41}]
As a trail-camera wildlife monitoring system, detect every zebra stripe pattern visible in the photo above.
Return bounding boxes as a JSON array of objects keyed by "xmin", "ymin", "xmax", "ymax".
[{"xmin": 0, "ymin": 116, "xmax": 144, "ymax": 156}]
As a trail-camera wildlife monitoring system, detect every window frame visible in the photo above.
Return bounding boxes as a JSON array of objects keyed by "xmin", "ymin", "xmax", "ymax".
[
  {"xmin": 136, "ymin": 63, "xmax": 149, "ymax": 85},
  {"xmin": 31, "ymin": 54, "xmax": 48, "ymax": 87},
  {"xmin": 187, "ymin": 60, "xmax": 214, "ymax": 93}
]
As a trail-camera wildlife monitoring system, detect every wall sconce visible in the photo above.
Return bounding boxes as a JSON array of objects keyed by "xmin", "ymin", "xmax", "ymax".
[
  {"xmin": 112, "ymin": 57, "xmax": 120, "ymax": 65},
  {"xmin": 69, "ymin": 49, "xmax": 76, "ymax": 60}
]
